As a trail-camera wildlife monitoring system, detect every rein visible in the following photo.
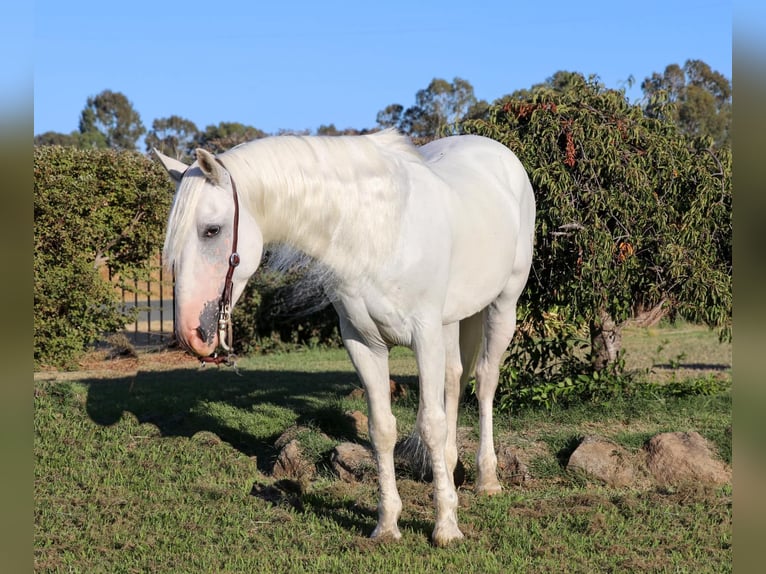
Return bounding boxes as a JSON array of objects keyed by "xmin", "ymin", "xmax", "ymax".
[{"xmin": 199, "ymin": 157, "xmax": 240, "ymax": 366}]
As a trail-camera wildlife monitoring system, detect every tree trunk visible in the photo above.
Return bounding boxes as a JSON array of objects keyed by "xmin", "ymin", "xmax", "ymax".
[
  {"xmin": 590, "ymin": 309, "xmax": 622, "ymax": 371},
  {"xmin": 626, "ymin": 299, "xmax": 668, "ymax": 328}
]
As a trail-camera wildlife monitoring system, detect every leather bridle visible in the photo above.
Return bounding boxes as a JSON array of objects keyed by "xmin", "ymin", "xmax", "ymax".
[{"xmin": 199, "ymin": 157, "xmax": 240, "ymax": 365}]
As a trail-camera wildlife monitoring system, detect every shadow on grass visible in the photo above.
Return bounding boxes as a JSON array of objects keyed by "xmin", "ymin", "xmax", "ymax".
[
  {"xmin": 652, "ymin": 362, "xmax": 730, "ymax": 371},
  {"xmin": 82, "ymin": 365, "xmax": 420, "ymax": 468},
  {"xmin": 79, "ymin": 364, "xmax": 427, "ymax": 539},
  {"xmin": 81, "ymin": 366, "xmax": 371, "ymax": 472},
  {"xmin": 303, "ymin": 492, "xmax": 433, "ymax": 540},
  {"xmin": 249, "ymin": 479, "xmax": 433, "ymax": 540}
]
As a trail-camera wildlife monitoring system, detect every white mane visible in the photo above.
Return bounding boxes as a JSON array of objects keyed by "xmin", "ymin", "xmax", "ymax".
[
  {"xmin": 163, "ymin": 166, "xmax": 208, "ymax": 270},
  {"xmin": 164, "ymin": 130, "xmax": 423, "ymax": 281}
]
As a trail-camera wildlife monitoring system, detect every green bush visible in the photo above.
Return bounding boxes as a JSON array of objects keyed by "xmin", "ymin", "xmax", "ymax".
[
  {"xmin": 494, "ymin": 309, "xmax": 729, "ymax": 411},
  {"xmin": 232, "ymin": 264, "xmax": 342, "ymax": 355},
  {"xmin": 495, "ymin": 308, "xmax": 632, "ymax": 411},
  {"xmin": 34, "ymin": 146, "xmax": 172, "ymax": 368},
  {"xmin": 462, "ymin": 74, "xmax": 730, "ymax": 362}
]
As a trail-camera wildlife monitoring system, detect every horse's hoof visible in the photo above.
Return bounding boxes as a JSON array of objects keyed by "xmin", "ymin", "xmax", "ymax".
[
  {"xmin": 432, "ymin": 523, "xmax": 464, "ymax": 547},
  {"xmin": 370, "ymin": 525, "xmax": 402, "ymax": 542},
  {"xmin": 475, "ymin": 482, "xmax": 503, "ymax": 496}
]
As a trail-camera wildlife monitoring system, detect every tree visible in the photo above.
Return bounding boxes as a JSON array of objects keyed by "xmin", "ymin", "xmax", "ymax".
[
  {"xmin": 194, "ymin": 121, "xmax": 266, "ymax": 153},
  {"xmin": 377, "ymin": 77, "xmax": 488, "ymax": 141},
  {"xmin": 498, "ymin": 70, "xmax": 598, "ymax": 103},
  {"xmin": 641, "ymin": 60, "xmax": 731, "ymax": 147},
  {"xmin": 461, "ymin": 73, "xmax": 731, "ymax": 377},
  {"xmin": 78, "ymin": 89, "xmax": 146, "ymax": 150},
  {"xmin": 34, "ymin": 131, "xmax": 81, "ymax": 147},
  {"xmin": 145, "ymin": 115, "xmax": 199, "ymax": 162},
  {"xmin": 375, "ymin": 104, "xmax": 404, "ymax": 130},
  {"xmin": 315, "ymin": 124, "xmax": 371, "ymax": 136}
]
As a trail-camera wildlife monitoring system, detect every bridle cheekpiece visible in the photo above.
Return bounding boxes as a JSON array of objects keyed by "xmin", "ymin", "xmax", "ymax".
[{"xmin": 199, "ymin": 157, "xmax": 240, "ymax": 366}]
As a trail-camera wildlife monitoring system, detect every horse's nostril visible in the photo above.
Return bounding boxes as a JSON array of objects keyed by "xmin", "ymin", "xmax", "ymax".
[{"xmin": 197, "ymin": 326, "xmax": 207, "ymax": 342}]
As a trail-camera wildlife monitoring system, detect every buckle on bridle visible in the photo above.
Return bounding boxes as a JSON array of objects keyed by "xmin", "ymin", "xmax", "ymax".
[{"xmin": 217, "ymin": 302, "xmax": 233, "ymax": 352}]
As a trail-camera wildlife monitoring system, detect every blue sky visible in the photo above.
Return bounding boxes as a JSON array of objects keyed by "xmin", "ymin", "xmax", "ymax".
[{"xmin": 33, "ymin": 0, "xmax": 733, "ymax": 140}]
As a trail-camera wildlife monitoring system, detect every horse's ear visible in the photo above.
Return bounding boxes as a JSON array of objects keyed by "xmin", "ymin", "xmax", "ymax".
[
  {"xmin": 152, "ymin": 148, "xmax": 187, "ymax": 184},
  {"xmin": 195, "ymin": 148, "xmax": 225, "ymax": 186}
]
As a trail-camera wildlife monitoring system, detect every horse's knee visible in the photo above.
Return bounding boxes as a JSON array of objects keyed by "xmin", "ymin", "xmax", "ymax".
[
  {"xmin": 445, "ymin": 360, "xmax": 463, "ymax": 386},
  {"xmin": 417, "ymin": 408, "xmax": 447, "ymax": 449},
  {"xmin": 369, "ymin": 411, "xmax": 397, "ymax": 452}
]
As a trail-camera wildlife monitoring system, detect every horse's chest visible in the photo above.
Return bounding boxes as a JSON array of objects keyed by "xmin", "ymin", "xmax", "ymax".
[{"xmin": 335, "ymin": 287, "xmax": 415, "ymax": 348}]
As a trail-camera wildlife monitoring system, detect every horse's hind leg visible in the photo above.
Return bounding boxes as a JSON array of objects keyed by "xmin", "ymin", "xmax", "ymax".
[
  {"xmin": 443, "ymin": 314, "xmax": 483, "ymax": 479},
  {"xmin": 474, "ymin": 286, "xmax": 524, "ymax": 495},
  {"xmin": 413, "ymin": 321, "xmax": 463, "ymax": 546}
]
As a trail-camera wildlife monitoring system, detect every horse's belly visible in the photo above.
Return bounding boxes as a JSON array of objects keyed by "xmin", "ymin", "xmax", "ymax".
[
  {"xmin": 442, "ymin": 255, "xmax": 515, "ymax": 322},
  {"xmin": 442, "ymin": 202, "xmax": 519, "ymax": 322}
]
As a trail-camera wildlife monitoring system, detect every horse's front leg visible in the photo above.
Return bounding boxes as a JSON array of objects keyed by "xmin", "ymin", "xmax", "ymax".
[
  {"xmin": 340, "ymin": 321, "xmax": 402, "ymax": 540},
  {"xmin": 415, "ymin": 323, "xmax": 464, "ymax": 547}
]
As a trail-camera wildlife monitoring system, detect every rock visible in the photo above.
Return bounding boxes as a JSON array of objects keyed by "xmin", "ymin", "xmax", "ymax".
[
  {"xmin": 331, "ymin": 442, "xmax": 375, "ymax": 482},
  {"xmin": 346, "ymin": 379, "xmax": 408, "ymax": 402},
  {"xmin": 497, "ymin": 447, "xmax": 531, "ymax": 485},
  {"xmin": 345, "ymin": 410, "xmax": 368, "ymax": 437},
  {"xmin": 644, "ymin": 431, "xmax": 731, "ymax": 487},
  {"xmin": 274, "ymin": 425, "xmax": 304, "ymax": 450},
  {"xmin": 250, "ymin": 479, "xmax": 305, "ymax": 511},
  {"xmin": 389, "ymin": 379, "xmax": 408, "ymax": 401},
  {"xmin": 272, "ymin": 438, "xmax": 315, "ymax": 481},
  {"xmin": 567, "ymin": 435, "xmax": 635, "ymax": 487}
]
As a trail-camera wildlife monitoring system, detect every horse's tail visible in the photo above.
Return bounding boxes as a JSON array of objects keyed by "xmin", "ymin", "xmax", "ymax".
[{"xmin": 394, "ymin": 432, "xmax": 433, "ymax": 482}]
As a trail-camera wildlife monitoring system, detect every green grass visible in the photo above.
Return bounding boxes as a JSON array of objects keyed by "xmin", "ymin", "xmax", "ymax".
[{"xmin": 34, "ymin": 327, "xmax": 731, "ymax": 573}]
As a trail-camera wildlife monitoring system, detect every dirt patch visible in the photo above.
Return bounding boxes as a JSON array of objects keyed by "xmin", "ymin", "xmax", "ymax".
[{"xmin": 34, "ymin": 347, "xmax": 198, "ymax": 382}]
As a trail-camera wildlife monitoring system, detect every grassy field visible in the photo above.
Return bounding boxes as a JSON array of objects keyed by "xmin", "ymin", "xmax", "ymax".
[{"xmin": 34, "ymin": 324, "xmax": 731, "ymax": 573}]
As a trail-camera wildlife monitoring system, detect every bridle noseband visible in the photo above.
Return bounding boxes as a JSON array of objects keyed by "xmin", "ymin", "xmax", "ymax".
[{"xmin": 199, "ymin": 157, "xmax": 240, "ymax": 366}]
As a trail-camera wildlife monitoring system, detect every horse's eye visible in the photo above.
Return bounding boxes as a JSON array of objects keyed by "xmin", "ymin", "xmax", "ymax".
[{"xmin": 204, "ymin": 225, "xmax": 221, "ymax": 238}]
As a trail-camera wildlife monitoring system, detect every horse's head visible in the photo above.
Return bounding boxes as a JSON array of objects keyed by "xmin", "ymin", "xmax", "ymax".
[{"xmin": 156, "ymin": 148, "xmax": 263, "ymax": 357}]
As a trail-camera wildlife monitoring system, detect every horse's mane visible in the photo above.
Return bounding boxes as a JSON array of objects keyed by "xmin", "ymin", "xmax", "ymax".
[{"xmin": 164, "ymin": 129, "xmax": 423, "ymax": 281}]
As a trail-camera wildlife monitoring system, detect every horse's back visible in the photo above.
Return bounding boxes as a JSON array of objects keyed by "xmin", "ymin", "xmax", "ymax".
[
  {"xmin": 421, "ymin": 135, "xmax": 532, "ymax": 203},
  {"xmin": 419, "ymin": 135, "xmax": 535, "ymax": 321}
]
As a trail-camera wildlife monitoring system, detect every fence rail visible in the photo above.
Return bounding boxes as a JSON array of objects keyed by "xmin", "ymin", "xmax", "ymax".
[{"xmin": 109, "ymin": 254, "xmax": 175, "ymax": 349}]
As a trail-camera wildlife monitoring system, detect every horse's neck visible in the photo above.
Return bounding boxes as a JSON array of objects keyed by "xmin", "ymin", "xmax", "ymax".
[
  {"xmin": 235, "ymin": 141, "xmax": 403, "ymax": 280},
  {"xmin": 256, "ymin": 177, "xmax": 339, "ymax": 264}
]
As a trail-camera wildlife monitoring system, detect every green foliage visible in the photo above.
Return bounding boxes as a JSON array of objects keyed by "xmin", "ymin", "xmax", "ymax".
[
  {"xmin": 34, "ymin": 130, "xmax": 83, "ymax": 147},
  {"xmin": 498, "ymin": 314, "xmax": 632, "ymax": 411},
  {"xmin": 34, "ymin": 146, "xmax": 173, "ymax": 367},
  {"xmin": 195, "ymin": 121, "xmax": 267, "ymax": 154},
  {"xmin": 495, "ymin": 317, "xmax": 730, "ymax": 412},
  {"xmin": 377, "ymin": 77, "xmax": 488, "ymax": 140},
  {"xmin": 498, "ymin": 325, "xmax": 728, "ymax": 410},
  {"xmin": 641, "ymin": 60, "xmax": 732, "ymax": 147},
  {"xmin": 232, "ymin": 265, "xmax": 342, "ymax": 355},
  {"xmin": 641, "ymin": 376, "xmax": 729, "ymax": 399},
  {"xmin": 145, "ymin": 115, "xmax": 199, "ymax": 163},
  {"xmin": 315, "ymin": 124, "xmax": 372, "ymax": 136},
  {"xmin": 461, "ymin": 73, "xmax": 731, "ymax": 400}
]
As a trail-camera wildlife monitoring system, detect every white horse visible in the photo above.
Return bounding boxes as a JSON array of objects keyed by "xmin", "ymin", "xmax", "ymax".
[{"xmin": 156, "ymin": 129, "xmax": 535, "ymax": 546}]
